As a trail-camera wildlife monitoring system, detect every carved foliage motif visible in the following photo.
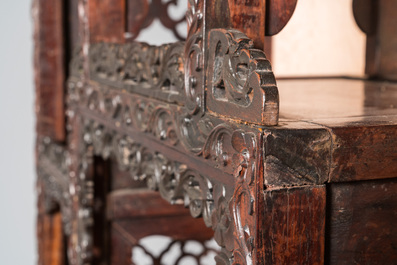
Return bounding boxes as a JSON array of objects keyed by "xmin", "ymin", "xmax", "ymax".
[
  {"xmin": 68, "ymin": 70, "xmax": 261, "ymax": 263},
  {"xmin": 207, "ymin": 29, "xmax": 279, "ymax": 126},
  {"xmin": 89, "ymin": 42, "xmax": 185, "ymax": 104},
  {"xmin": 77, "ymin": 116, "xmax": 259, "ymax": 265},
  {"xmin": 203, "ymin": 127, "xmax": 258, "ymax": 265},
  {"xmin": 47, "ymin": 3, "xmax": 280, "ymax": 261},
  {"xmin": 81, "ymin": 118, "xmax": 214, "ymax": 225}
]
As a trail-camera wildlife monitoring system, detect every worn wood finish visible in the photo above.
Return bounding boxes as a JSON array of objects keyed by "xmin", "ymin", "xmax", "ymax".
[
  {"xmin": 327, "ymin": 179, "xmax": 397, "ymax": 265},
  {"xmin": 263, "ymin": 123, "xmax": 332, "ymax": 187},
  {"xmin": 259, "ymin": 186, "xmax": 326, "ymax": 265},
  {"xmin": 277, "ymin": 79, "xmax": 397, "ymax": 183},
  {"xmin": 33, "ymin": 0, "xmax": 66, "ymax": 142},
  {"xmin": 205, "ymin": 0, "xmax": 266, "ymax": 49}
]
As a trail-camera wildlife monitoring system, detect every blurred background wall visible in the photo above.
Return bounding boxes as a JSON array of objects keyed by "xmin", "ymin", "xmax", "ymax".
[{"xmin": 0, "ymin": 0, "xmax": 36, "ymax": 264}]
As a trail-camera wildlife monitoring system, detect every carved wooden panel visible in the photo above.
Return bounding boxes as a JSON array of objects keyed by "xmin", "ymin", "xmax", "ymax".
[{"xmin": 37, "ymin": 7, "xmax": 280, "ymax": 259}]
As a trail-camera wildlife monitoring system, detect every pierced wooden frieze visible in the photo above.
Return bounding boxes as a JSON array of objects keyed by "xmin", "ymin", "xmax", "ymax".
[
  {"xmin": 72, "ymin": 114, "xmax": 261, "ymax": 265},
  {"xmin": 89, "ymin": 42, "xmax": 185, "ymax": 104},
  {"xmin": 67, "ymin": 69, "xmax": 263, "ymax": 265}
]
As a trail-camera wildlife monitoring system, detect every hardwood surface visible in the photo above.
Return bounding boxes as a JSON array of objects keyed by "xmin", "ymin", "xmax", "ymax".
[
  {"xmin": 327, "ymin": 179, "xmax": 397, "ymax": 265},
  {"xmin": 275, "ymin": 78, "xmax": 397, "ymax": 183}
]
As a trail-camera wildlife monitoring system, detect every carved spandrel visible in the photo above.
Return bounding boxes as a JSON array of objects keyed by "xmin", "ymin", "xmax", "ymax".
[{"xmin": 207, "ymin": 29, "xmax": 279, "ymax": 126}]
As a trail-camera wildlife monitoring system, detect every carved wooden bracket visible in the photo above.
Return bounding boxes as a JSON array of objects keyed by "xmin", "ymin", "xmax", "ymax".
[{"xmin": 207, "ymin": 29, "xmax": 279, "ymax": 126}]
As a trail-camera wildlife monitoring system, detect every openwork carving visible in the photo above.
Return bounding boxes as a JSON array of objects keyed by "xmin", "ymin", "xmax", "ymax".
[
  {"xmin": 71, "ymin": 109, "xmax": 259, "ymax": 265},
  {"xmin": 132, "ymin": 236, "xmax": 220, "ymax": 265},
  {"xmin": 207, "ymin": 29, "xmax": 279, "ymax": 126},
  {"xmin": 89, "ymin": 42, "xmax": 185, "ymax": 104},
  {"xmin": 127, "ymin": 0, "xmax": 186, "ymax": 41}
]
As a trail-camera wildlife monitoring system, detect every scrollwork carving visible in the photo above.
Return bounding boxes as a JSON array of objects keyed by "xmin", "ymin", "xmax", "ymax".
[
  {"xmin": 63, "ymin": 10, "xmax": 279, "ymax": 263},
  {"xmin": 89, "ymin": 42, "xmax": 185, "ymax": 104},
  {"xmin": 207, "ymin": 29, "xmax": 279, "ymax": 126}
]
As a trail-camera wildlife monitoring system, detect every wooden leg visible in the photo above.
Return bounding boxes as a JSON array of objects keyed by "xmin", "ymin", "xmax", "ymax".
[
  {"xmin": 258, "ymin": 185, "xmax": 326, "ymax": 265},
  {"xmin": 37, "ymin": 179, "xmax": 66, "ymax": 265}
]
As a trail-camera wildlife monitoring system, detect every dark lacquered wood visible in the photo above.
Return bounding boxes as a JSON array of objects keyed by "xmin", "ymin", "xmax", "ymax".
[
  {"xmin": 278, "ymin": 79, "xmax": 397, "ymax": 121},
  {"xmin": 327, "ymin": 179, "xmax": 397, "ymax": 265},
  {"xmin": 275, "ymin": 78, "xmax": 397, "ymax": 183},
  {"xmin": 259, "ymin": 185, "xmax": 326, "ymax": 265}
]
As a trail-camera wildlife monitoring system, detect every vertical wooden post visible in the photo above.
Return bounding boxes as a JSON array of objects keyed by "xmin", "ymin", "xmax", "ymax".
[
  {"xmin": 33, "ymin": 0, "xmax": 66, "ymax": 142},
  {"xmin": 205, "ymin": 0, "xmax": 266, "ymax": 49},
  {"xmin": 258, "ymin": 186, "xmax": 326, "ymax": 265},
  {"xmin": 354, "ymin": 0, "xmax": 397, "ymax": 80}
]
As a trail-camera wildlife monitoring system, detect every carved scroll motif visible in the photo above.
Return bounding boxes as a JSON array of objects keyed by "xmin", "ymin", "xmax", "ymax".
[
  {"xmin": 185, "ymin": 0, "xmax": 205, "ymax": 115},
  {"xmin": 61, "ymin": 6, "xmax": 278, "ymax": 262},
  {"xmin": 71, "ymin": 107, "xmax": 259, "ymax": 265},
  {"xmin": 89, "ymin": 42, "xmax": 185, "ymax": 104},
  {"xmin": 207, "ymin": 29, "xmax": 279, "ymax": 126}
]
